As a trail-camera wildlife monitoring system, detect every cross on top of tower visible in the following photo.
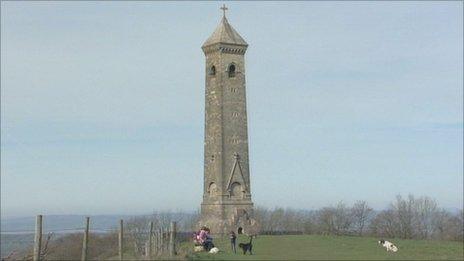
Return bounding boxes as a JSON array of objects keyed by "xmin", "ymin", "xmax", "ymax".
[{"xmin": 220, "ymin": 4, "xmax": 228, "ymax": 18}]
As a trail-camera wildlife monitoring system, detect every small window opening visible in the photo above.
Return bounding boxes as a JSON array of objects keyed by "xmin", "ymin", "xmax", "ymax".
[
  {"xmin": 209, "ymin": 66, "xmax": 216, "ymax": 76},
  {"xmin": 238, "ymin": 227, "xmax": 243, "ymax": 234},
  {"xmin": 228, "ymin": 64, "xmax": 236, "ymax": 78}
]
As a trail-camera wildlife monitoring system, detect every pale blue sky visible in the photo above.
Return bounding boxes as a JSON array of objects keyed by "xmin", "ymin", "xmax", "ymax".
[{"xmin": 1, "ymin": 2, "xmax": 462, "ymax": 217}]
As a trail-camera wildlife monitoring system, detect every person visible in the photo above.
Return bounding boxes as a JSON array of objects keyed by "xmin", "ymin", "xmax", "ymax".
[
  {"xmin": 229, "ymin": 231, "xmax": 237, "ymax": 253},
  {"xmin": 198, "ymin": 226, "xmax": 208, "ymax": 245},
  {"xmin": 193, "ymin": 231, "xmax": 201, "ymax": 246},
  {"xmin": 196, "ymin": 227, "xmax": 214, "ymax": 251},
  {"xmin": 193, "ymin": 226, "xmax": 208, "ymax": 251},
  {"xmin": 203, "ymin": 227, "xmax": 214, "ymax": 251}
]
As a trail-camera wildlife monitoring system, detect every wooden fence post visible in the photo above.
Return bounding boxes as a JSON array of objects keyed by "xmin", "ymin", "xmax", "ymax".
[
  {"xmin": 118, "ymin": 219, "xmax": 123, "ymax": 261},
  {"xmin": 165, "ymin": 227, "xmax": 168, "ymax": 253},
  {"xmin": 153, "ymin": 230, "xmax": 158, "ymax": 255},
  {"xmin": 33, "ymin": 215, "xmax": 42, "ymax": 261},
  {"xmin": 165, "ymin": 227, "xmax": 169, "ymax": 254},
  {"xmin": 147, "ymin": 221, "xmax": 153, "ymax": 259},
  {"xmin": 157, "ymin": 228, "xmax": 162, "ymax": 254},
  {"xmin": 144, "ymin": 242, "xmax": 149, "ymax": 259},
  {"xmin": 161, "ymin": 227, "xmax": 166, "ymax": 254},
  {"xmin": 81, "ymin": 217, "xmax": 90, "ymax": 261},
  {"xmin": 154, "ymin": 229, "xmax": 157, "ymax": 254},
  {"xmin": 169, "ymin": 221, "xmax": 176, "ymax": 256}
]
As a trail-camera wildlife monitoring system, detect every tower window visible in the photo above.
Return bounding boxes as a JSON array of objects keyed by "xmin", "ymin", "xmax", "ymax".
[
  {"xmin": 208, "ymin": 182, "xmax": 218, "ymax": 197},
  {"xmin": 230, "ymin": 182, "xmax": 243, "ymax": 197},
  {"xmin": 209, "ymin": 65, "xmax": 216, "ymax": 76},
  {"xmin": 228, "ymin": 64, "xmax": 236, "ymax": 78}
]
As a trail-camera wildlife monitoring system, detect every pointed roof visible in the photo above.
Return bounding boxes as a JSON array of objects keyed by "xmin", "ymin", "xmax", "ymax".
[{"xmin": 202, "ymin": 16, "xmax": 248, "ymax": 48}]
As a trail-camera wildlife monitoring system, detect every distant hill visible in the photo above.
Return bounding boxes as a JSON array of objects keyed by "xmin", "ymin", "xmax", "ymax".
[
  {"xmin": 1, "ymin": 215, "xmax": 134, "ymax": 234},
  {"xmin": 1, "ymin": 212, "xmax": 199, "ymax": 234}
]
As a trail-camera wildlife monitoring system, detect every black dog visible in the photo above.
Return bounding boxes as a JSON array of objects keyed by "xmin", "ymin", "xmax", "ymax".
[{"xmin": 238, "ymin": 236, "xmax": 253, "ymax": 255}]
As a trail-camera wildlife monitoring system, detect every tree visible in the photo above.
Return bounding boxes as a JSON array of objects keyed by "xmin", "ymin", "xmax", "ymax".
[
  {"xmin": 391, "ymin": 195, "xmax": 415, "ymax": 239},
  {"xmin": 369, "ymin": 209, "xmax": 396, "ymax": 238},
  {"xmin": 333, "ymin": 202, "xmax": 353, "ymax": 235},
  {"xmin": 317, "ymin": 206, "xmax": 336, "ymax": 235},
  {"xmin": 254, "ymin": 206, "xmax": 271, "ymax": 234},
  {"xmin": 351, "ymin": 200, "xmax": 373, "ymax": 236},
  {"xmin": 269, "ymin": 208, "xmax": 285, "ymax": 234},
  {"xmin": 413, "ymin": 196, "xmax": 438, "ymax": 239}
]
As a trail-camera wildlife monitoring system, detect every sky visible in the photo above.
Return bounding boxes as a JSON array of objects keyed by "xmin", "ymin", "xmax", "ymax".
[{"xmin": 1, "ymin": 2, "xmax": 462, "ymax": 217}]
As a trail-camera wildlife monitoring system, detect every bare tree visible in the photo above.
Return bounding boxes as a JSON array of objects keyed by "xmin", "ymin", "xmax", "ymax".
[
  {"xmin": 317, "ymin": 207, "xmax": 336, "ymax": 235},
  {"xmin": 351, "ymin": 200, "xmax": 373, "ymax": 236},
  {"xmin": 413, "ymin": 196, "xmax": 438, "ymax": 239},
  {"xmin": 432, "ymin": 209, "xmax": 464, "ymax": 241},
  {"xmin": 18, "ymin": 233, "xmax": 54, "ymax": 261},
  {"xmin": 182, "ymin": 210, "xmax": 200, "ymax": 232},
  {"xmin": 391, "ymin": 195, "xmax": 415, "ymax": 239},
  {"xmin": 254, "ymin": 206, "xmax": 271, "ymax": 234},
  {"xmin": 369, "ymin": 209, "xmax": 396, "ymax": 238},
  {"xmin": 1, "ymin": 250, "xmax": 17, "ymax": 261},
  {"xmin": 456, "ymin": 209, "xmax": 464, "ymax": 241},
  {"xmin": 333, "ymin": 202, "xmax": 353, "ymax": 235},
  {"xmin": 243, "ymin": 196, "xmax": 462, "ymax": 240},
  {"xmin": 126, "ymin": 216, "xmax": 150, "ymax": 257},
  {"xmin": 315, "ymin": 202, "xmax": 353, "ymax": 236},
  {"xmin": 269, "ymin": 208, "xmax": 285, "ymax": 234}
]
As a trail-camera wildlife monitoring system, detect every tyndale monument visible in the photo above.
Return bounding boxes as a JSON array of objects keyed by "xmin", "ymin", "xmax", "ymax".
[{"xmin": 199, "ymin": 6, "xmax": 259, "ymax": 235}]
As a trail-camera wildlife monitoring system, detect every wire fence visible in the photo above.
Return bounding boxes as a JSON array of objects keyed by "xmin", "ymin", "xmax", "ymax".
[{"xmin": 1, "ymin": 215, "xmax": 184, "ymax": 261}]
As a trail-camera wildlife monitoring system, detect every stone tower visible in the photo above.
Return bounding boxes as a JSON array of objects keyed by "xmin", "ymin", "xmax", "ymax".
[{"xmin": 199, "ymin": 6, "xmax": 258, "ymax": 235}]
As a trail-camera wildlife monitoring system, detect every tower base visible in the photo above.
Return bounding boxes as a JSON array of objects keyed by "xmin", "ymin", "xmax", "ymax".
[{"xmin": 199, "ymin": 201, "xmax": 259, "ymax": 236}]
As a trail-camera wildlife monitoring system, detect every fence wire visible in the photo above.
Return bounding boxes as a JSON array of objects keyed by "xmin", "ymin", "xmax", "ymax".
[{"xmin": 1, "ymin": 216, "xmax": 184, "ymax": 261}]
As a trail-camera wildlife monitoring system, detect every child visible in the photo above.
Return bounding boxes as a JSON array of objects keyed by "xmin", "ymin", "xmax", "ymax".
[
  {"xmin": 229, "ymin": 231, "xmax": 237, "ymax": 253},
  {"xmin": 198, "ymin": 226, "xmax": 208, "ymax": 244},
  {"xmin": 193, "ymin": 231, "xmax": 201, "ymax": 246},
  {"xmin": 193, "ymin": 226, "xmax": 208, "ymax": 250}
]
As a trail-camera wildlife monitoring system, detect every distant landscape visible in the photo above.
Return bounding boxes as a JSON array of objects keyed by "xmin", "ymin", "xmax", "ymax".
[
  {"xmin": 1, "ymin": 215, "xmax": 125, "ymax": 256},
  {"xmin": 1, "ymin": 195, "xmax": 462, "ymax": 259},
  {"xmin": 1, "ymin": 215, "xmax": 132, "ymax": 234}
]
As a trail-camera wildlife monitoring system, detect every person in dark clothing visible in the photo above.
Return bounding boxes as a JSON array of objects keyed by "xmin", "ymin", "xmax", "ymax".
[
  {"xmin": 204, "ymin": 235, "xmax": 214, "ymax": 251},
  {"xmin": 229, "ymin": 231, "xmax": 237, "ymax": 253},
  {"xmin": 202, "ymin": 228, "xmax": 214, "ymax": 251}
]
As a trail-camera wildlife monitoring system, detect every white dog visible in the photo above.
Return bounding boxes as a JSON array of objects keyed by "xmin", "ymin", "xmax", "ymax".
[
  {"xmin": 209, "ymin": 247, "xmax": 220, "ymax": 254},
  {"xmin": 378, "ymin": 239, "xmax": 398, "ymax": 252}
]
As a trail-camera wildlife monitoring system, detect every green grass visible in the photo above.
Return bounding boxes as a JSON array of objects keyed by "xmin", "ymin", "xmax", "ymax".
[{"xmin": 186, "ymin": 234, "xmax": 464, "ymax": 260}]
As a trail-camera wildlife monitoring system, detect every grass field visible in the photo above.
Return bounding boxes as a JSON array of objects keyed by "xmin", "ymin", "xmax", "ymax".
[{"xmin": 185, "ymin": 234, "xmax": 464, "ymax": 260}]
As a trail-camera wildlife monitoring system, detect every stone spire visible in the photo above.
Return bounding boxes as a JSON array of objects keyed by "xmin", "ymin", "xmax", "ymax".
[
  {"xmin": 202, "ymin": 9, "xmax": 248, "ymax": 48},
  {"xmin": 199, "ymin": 5, "xmax": 258, "ymax": 235}
]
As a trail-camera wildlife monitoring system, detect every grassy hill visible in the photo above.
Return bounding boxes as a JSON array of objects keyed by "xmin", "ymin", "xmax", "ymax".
[{"xmin": 186, "ymin": 234, "xmax": 464, "ymax": 260}]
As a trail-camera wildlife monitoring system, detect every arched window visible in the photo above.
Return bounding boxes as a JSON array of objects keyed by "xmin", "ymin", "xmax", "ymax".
[
  {"xmin": 228, "ymin": 64, "xmax": 236, "ymax": 78},
  {"xmin": 209, "ymin": 65, "xmax": 216, "ymax": 76},
  {"xmin": 208, "ymin": 182, "xmax": 218, "ymax": 197},
  {"xmin": 230, "ymin": 182, "xmax": 243, "ymax": 198}
]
